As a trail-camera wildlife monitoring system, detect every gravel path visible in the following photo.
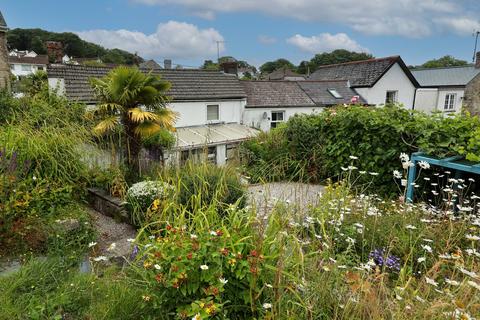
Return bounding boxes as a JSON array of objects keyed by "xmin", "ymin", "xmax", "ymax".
[
  {"xmin": 247, "ymin": 182, "xmax": 325, "ymax": 217},
  {"xmin": 87, "ymin": 208, "xmax": 137, "ymax": 261}
]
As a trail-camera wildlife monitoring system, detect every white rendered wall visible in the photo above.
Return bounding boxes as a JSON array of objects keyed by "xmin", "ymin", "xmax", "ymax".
[
  {"xmin": 354, "ymin": 62, "xmax": 417, "ymax": 109},
  {"xmin": 10, "ymin": 63, "xmax": 46, "ymax": 78},
  {"xmin": 436, "ymin": 88, "xmax": 464, "ymax": 113},
  {"xmin": 216, "ymin": 144, "xmax": 227, "ymax": 165},
  {"xmin": 414, "ymin": 88, "xmax": 465, "ymax": 114},
  {"xmin": 243, "ymin": 106, "xmax": 324, "ymax": 131},
  {"xmin": 48, "ymin": 78, "xmax": 66, "ymax": 95},
  {"xmin": 168, "ymin": 100, "xmax": 245, "ymax": 128},
  {"xmin": 414, "ymin": 88, "xmax": 438, "ymax": 113}
]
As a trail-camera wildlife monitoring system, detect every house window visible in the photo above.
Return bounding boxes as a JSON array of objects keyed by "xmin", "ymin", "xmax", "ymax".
[
  {"xmin": 271, "ymin": 111, "xmax": 285, "ymax": 129},
  {"xmin": 444, "ymin": 93, "xmax": 456, "ymax": 111},
  {"xmin": 327, "ymin": 88, "xmax": 343, "ymax": 99},
  {"xmin": 180, "ymin": 147, "xmax": 217, "ymax": 165},
  {"xmin": 37, "ymin": 66, "xmax": 44, "ymax": 71},
  {"xmin": 385, "ymin": 91, "xmax": 398, "ymax": 104},
  {"xmin": 21, "ymin": 64, "xmax": 31, "ymax": 72},
  {"xmin": 207, "ymin": 105, "xmax": 219, "ymax": 121}
]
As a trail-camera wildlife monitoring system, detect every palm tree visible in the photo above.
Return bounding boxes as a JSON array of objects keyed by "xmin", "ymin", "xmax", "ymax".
[{"xmin": 89, "ymin": 66, "xmax": 177, "ymax": 176}]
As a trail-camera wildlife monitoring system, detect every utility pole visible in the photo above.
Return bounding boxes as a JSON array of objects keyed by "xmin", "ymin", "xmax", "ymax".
[
  {"xmin": 216, "ymin": 40, "xmax": 225, "ymax": 63},
  {"xmin": 473, "ymin": 30, "xmax": 480, "ymax": 63}
]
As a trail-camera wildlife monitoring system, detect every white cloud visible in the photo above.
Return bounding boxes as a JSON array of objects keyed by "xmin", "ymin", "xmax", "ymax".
[
  {"xmin": 434, "ymin": 17, "xmax": 480, "ymax": 35},
  {"xmin": 287, "ymin": 33, "xmax": 368, "ymax": 53},
  {"xmin": 258, "ymin": 35, "xmax": 277, "ymax": 45},
  {"xmin": 133, "ymin": 0, "xmax": 478, "ymax": 38},
  {"xmin": 76, "ymin": 21, "xmax": 224, "ymax": 60}
]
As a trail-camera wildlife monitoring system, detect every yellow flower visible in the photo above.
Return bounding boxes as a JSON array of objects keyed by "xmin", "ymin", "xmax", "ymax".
[
  {"xmin": 228, "ymin": 258, "xmax": 237, "ymax": 266},
  {"xmin": 152, "ymin": 199, "xmax": 160, "ymax": 210},
  {"xmin": 142, "ymin": 295, "xmax": 151, "ymax": 301},
  {"xmin": 144, "ymin": 261, "xmax": 152, "ymax": 269},
  {"xmin": 206, "ymin": 305, "xmax": 216, "ymax": 315}
]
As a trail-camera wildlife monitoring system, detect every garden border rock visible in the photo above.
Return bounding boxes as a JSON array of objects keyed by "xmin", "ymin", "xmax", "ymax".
[{"xmin": 87, "ymin": 188, "xmax": 129, "ymax": 224}]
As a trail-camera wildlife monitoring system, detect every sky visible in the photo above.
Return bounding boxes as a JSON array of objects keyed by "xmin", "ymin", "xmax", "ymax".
[{"xmin": 2, "ymin": 0, "xmax": 480, "ymax": 68}]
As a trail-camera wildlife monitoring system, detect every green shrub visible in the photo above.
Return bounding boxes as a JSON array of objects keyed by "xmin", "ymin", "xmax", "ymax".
[{"xmin": 242, "ymin": 105, "xmax": 480, "ymax": 196}]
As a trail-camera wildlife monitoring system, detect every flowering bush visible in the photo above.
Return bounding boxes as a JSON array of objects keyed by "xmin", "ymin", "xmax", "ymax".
[
  {"xmin": 125, "ymin": 180, "xmax": 174, "ymax": 225},
  {"xmin": 132, "ymin": 225, "xmax": 266, "ymax": 319}
]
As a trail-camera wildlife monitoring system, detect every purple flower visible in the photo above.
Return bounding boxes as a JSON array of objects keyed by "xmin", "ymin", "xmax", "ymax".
[
  {"xmin": 369, "ymin": 248, "xmax": 401, "ymax": 272},
  {"xmin": 130, "ymin": 244, "xmax": 139, "ymax": 260}
]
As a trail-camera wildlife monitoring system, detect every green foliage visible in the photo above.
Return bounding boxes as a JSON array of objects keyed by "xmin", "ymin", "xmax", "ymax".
[
  {"xmin": 7, "ymin": 28, "xmax": 142, "ymax": 65},
  {"xmin": 163, "ymin": 162, "xmax": 247, "ymax": 216},
  {"xmin": 417, "ymin": 55, "xmax": 469, "ymax": 69},
  {"xmin": 297, "ymin": 49, "xmax": 374, "ymax": 74},
  {"xmin": 242, "ymin": 106, "xmax": 480, "ymax": 196},
  {"xmin": 201, "ymin": 56, "xmax": 257, "ymax": 74},
  {"xmin": 88, "ymin": 165, "xmax": 128, "ymax": 198},
  {"xmin": 0, "ymin": 87, "xmax": 93, "ymax": 254},
  {"xmin": 15, "ymin": 70, "xmax": 48, "ymax": 96},
  {"xmin": 259, "ymin": 58, "xmax": 296, "ymax": 75},
  {"xmin": 133, "ymin": 222, "xmax": 263, "ymax": 318}
]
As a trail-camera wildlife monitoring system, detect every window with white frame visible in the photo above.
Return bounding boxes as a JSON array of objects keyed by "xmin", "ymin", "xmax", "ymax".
[
  {"xmin": 271, "ymin": 111, "xmax": 285, "ymax": 129},
  {"xmin": 207, "ymin": 105, "xmax": 219, "ymax": 121},
  {"xmin": 444, "ymin": 93, "xmax": 456, "ymax": 111},
  {"xmin": 385, "ymin": 91, "xmax": 398, "ymax": 104}
]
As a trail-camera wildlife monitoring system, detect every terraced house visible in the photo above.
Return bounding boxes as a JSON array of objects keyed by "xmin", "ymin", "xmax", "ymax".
[
  {"xmin": 309, "ymin": 56, "xmax": 419, "ymax": 108},
  {"xmin": 47, "ymin": 64, "xmax": 258, "ymax": 165}
]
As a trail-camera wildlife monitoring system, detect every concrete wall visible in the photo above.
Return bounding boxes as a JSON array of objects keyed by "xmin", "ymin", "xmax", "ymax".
[
  {"xmin": 0, "ymin": 31, "xmax": 10, "ymax": 90},
  {"xmin": 355, "ymin": 62, "xmax": 416, "ymax": 109},
  {"xmin": 166, "ymin": 99, "xmax": 245, "ymax": 128},
  {"xmin": 465, "ymin": 73, "xmax": 480, "ymax": 116},
  {"xmin": 243, "ymin": 106, "xmax": 324, "ymax": 131}
]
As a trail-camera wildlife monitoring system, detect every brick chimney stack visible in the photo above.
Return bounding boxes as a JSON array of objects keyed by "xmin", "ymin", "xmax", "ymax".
[
  {"xmin": 476, "ymin": 52, "xmax": 480, "ymax": 69},
  {"xmin": 0, "ymin": 10, "xmax": 10, "ymax": 91},
  {"xmin": 46, "ymin": 41, "xmax": 64, "ymax": 64}
]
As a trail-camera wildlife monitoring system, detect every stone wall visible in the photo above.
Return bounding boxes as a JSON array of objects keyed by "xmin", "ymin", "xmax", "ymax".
[
  {"xmin": 464, "ymin": 73, "xmax": 480, "ymax": 116},
  {"xmin": 0, "ymin": 31, "xmax": 10, "ymax": 91}
]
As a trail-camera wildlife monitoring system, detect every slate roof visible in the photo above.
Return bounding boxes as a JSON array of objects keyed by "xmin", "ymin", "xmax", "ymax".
[
  {"xmin": 297, "ymin": 81, "xmax": 366, "ymax": 105},
  {"xmin": 242, "ymin": 80, "xmax": 365, "ymax": 108},
  {"xmin": 411, "ymin": 66, "xmax": 480, "ymax": 87},
  {"xmin": 47, "ymin": 64, "xmax": 246, "ymax": 104},
  {"xmin": 139, "ymin": 59, "xmax": 162, "ymax": 70},
  {"xmin": 309, "ymin": 56, "xmax": 419, "ymax": 88},
  {"xmin": 242, "ymin": 81, "xmax": 315, "ymax": 107},
  {"xmin": 9, "ymin": 55, "xmax": 49, "ymax": 65},
  {"xmin": 0, "ymin": 11, "xmax": 7, "ymax": 31}
]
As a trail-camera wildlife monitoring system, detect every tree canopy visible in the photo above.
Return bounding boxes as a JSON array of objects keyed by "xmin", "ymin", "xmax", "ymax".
[
  {"xmin": 201, "ymin": 56, "xmax": 257, "ymax": 74},
  {"xmin": 259, "ymin": 59, "xmax": 296, "ymax": 75},
  {"xmin": 417, "ymin": 55, "xmax": 469, "ymax": 69},
  {"xmin": 298, "ymin": 50, "xmax": 374, "ymax": 74},
  {"xmin": 7, "ymin": 28, "xmax": 143, "ymax": 65}
]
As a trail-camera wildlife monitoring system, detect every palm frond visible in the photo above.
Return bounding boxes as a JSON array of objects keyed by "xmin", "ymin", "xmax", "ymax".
[
  {"xmin": 134, "ymin": 121, "xmax": 162, "ymax": 138},
  {"xmin": 128, "ymin": 108, "xmax": 162, "ymax": 123},
  {"xmin": 154, "ymin": 108, "xmax": 178, "ymax": 131},
  {"xmin": 93, "ymin": 116, "xmax": 120, "ymax": 135}
]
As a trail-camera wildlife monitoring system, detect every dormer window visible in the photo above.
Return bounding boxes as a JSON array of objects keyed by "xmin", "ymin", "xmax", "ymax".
[{"xmin": 327, "ymin": 88, "xmax": 343, "ymax": 99}]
